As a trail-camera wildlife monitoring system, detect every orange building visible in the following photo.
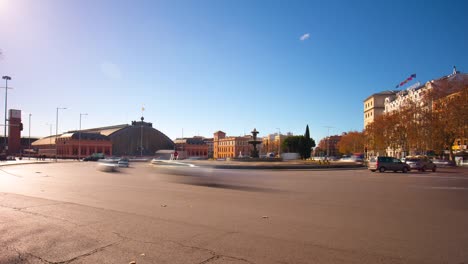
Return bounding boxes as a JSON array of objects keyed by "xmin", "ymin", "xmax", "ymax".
[
  {"xmin": 213, "ymin": 131, "xmax": 255, "ymax": 159},
  {"xmin": 174, "ymin": 137, "xmax": 209, "ymax": 159}
]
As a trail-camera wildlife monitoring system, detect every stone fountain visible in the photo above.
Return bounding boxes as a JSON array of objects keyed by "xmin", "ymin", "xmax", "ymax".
[{"xmin": 248, "ymin": 128, "xmax": 262, "ymax": 158}]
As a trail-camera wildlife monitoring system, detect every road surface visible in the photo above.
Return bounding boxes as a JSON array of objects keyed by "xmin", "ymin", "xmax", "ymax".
[{"xmin": 1, "ymin": 162, "xmax": 467, "ymax": 263}]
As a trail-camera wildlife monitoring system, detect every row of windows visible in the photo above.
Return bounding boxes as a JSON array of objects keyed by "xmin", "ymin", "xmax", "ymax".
[
  {"xmin": 365, "ymin": 101, "xmax": 373, "ymax": 109},
  {"xmin": 218, "ymin": 140, "xmax": 248, "ymax": 146},
  {"xmin": 215, "ymin": 147, "xmax": 250, "ymax": 155},
  {"xmin": 187, "ymin": 151, "xmax": 208, "ymax": 156},
  {"xmin": 57, "ymin": 147, "xmax": 111, "ymax": 156},
  {"xmin": 365, "ymin": 111, "xmax": 373, "ymax": 118}
]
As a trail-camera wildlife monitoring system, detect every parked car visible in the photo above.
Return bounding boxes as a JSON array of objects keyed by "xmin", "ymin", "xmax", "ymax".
[
  {"xmin": 368, "ymin": 156, "xmax": 410, "ymax": 173},
  {"xmin": 405, "ymin": 156, "xmax": 436, "ymax": 172}
]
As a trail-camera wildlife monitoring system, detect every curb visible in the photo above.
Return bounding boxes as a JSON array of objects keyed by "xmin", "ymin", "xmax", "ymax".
[{"xmin": 186, "ymin": 163, "xmax": 365, "ymax": 170}]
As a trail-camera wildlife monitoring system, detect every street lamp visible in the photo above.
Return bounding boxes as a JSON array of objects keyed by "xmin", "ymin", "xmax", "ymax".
[
  {"xmin": 79, "ymin": 113, "xmax": 88, "ymax": 160},
  {"xmin": 276, "ymin": 128, "xmax": 281, "ymax": 158},
  {"xmin": 324, "ymin": 126, "xmax": 333, "ymax": 159},
  {"xmin": 1, "ymin": 76, "xmax": 13, "ymax": 152},
  {"xmin": 55, "ymin": 107, "xmax": 67, "ymax": 161},
  {"xmin": 28, "ymin": 113, "xmax": 32, "ymax": 159}
]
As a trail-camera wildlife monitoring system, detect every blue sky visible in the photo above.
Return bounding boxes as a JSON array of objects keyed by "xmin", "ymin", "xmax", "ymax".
[{"xmin": 0, "ymin": 0, "xmax": 467, "ymax": 142}]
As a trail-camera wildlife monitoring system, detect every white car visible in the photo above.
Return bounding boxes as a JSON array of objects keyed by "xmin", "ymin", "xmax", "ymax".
[{"xmin": 118, "ymin": 158, "xmax": 129, "ymax": 167}]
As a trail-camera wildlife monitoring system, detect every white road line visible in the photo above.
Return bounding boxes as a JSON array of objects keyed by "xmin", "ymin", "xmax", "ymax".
[
  {"xmin": 410, "ymin": 185, "xmax": 468, "ymax": 190},
  {"xmin": 408, "ymin": 175, "xmax": 468, "ymax": 180},
  {"xmin": 425, "ymin": 186, "xmax": 468, "ymax": 190}
]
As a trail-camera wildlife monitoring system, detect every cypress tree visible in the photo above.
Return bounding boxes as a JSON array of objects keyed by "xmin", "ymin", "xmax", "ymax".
[{"xmin": 304, "ymin": 125, "xmax": 312, "ymax": 159}]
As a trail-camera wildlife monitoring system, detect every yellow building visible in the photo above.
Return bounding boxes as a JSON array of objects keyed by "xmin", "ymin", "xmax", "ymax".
[
  {"xmin": 363, "ymin": 91, "xmax": 397, "ymax": 128},
  {"xmin": 213, "ymin": 131, "xmax": 255, "ymax": 159}
]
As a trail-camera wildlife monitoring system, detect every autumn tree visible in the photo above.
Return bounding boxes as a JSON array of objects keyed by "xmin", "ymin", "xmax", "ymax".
[
  {"xmin": 423, "ymin": 84, "xmax": 468, "ymax": 160},
  {"xmin": 338, "ymin": 131, "xmax": 365, "ymax": 155}
]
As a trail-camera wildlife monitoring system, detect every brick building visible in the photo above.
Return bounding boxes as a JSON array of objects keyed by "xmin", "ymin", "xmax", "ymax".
[
  {"xmin": 174, "ymin": 137, "xmax": 209, "ymax": 159},
  {"xmin": 6, "ymin": 109, "xmax": 23, "ymax": 155}
]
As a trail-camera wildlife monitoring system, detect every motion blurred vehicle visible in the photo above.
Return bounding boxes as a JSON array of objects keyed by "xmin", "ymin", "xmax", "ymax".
[
  {"xmin": 83, "ymin": 153, "xmax": 105, "ymax": 161},
  {"xmin": 97, "ymin": 163, "xmax": 118, "ymax": 172},
  {"xmin": 118, "ymin": 158, "xmax": 129, "ymax": 167},
  {"xmin": 405, "ymin": 156, "xmax": 436, "ymax": 172},
  {"xmin": 432, "ymin": 159, "xmax": 455, "ymax": 167},
  {"xmin": 368, "ymin": 156, "xmax": 410, "ymax": 173}
]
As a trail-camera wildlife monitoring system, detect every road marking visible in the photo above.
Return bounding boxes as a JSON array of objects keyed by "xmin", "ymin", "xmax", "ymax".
[
  {"xmin": 425, "ymin": 186, "xmax": 468, "ymax": 190},
  {"xmin": 410, "ymin": 186, "xmax": 468, "ymax": 190},
  {"xmin": 408, "ymin": 175, "xmax": 468, "ymax": 180}
]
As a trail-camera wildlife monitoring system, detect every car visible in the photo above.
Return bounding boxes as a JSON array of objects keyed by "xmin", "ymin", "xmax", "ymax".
[
  {"xmin": 432, "ymin": 159, "xmax": 455, "ymax": 167},
  {"xmin": 368, "ymin": 156, "xmax": 410, "ymax": 173},
  {"xmin": 83, "ymin": 156, "xmax": 100, "ymax": 161},
  {"xmin": 405, "ymin": 156, "xmax": 436, "ymax": 172},
  {"xmin": 97, "ymin": 161, "xmax": 118, "ymax": 172},
  {"xmin": 118, "ymin": 158, "xmax": 129, "ymax": 167}
]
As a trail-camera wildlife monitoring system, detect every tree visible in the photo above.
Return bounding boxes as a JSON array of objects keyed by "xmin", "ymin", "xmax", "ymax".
[
  {"xmin": 281, "ymin": 125, "xmax": 316, "ymax": 159},
  {"xmin": 338, "ymin": 131, "xmax": 365, "ymax": 155},
  {"xmin": 303, "ymin": 125, "xmax": 315, "ymax": 159},
  {"xmin": 424, "ymin": 84, "xmax": 468, "ymax": 160},
  {"xmin": 365, "ymin": 79, "xmax": 467, "ymax": 160}
]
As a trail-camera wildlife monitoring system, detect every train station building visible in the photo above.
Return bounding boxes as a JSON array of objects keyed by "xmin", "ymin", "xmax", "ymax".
[{"xmin": 32, "ymin": 118, "xmax": 174, "ymax": 158}]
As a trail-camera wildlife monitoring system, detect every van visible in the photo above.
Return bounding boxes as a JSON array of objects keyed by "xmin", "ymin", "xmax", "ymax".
[{"xmin": 368, "ymin": 156, "xmax": 410, "ymax": 173}]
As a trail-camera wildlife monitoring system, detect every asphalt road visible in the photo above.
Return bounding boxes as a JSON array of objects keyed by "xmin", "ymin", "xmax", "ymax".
[{"xmin": 1, "ymin": 162, "xmax": 468, "ymax": 264}]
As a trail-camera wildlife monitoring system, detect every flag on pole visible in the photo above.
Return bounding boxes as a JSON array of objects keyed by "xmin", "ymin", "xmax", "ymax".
[{"xmin": 395, "ymin": 73, "xmax": 417, "ymax": 88}]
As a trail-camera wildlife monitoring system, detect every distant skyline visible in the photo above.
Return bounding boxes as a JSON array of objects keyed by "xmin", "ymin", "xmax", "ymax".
[{"xmin": 1, "ymin": 0, "xmax": 467, "ymax": 142}]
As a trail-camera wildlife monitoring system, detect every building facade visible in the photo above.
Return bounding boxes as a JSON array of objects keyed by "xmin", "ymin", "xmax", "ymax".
[
  {"xmin": 32, "ymin": 118, "xmax": 174, "ymax": 157},
  {"xmin": 7, "ymin": 109, "xmax": 23, "ymax": 155},
  {"xmin": 213, "ymin": 131, "xmax": 256, "ymax": 159},
  {"xmin": 174, "ymin": 137, "xmax": 209, "ymax": 159},
  {"xmin": 203, "ymin": 138, "xmax": 214, "ymax": 158},
  {"xmin": 363, "ymin": 91, "xmax": 397, "ymax": 129},
  {"xmin": 364, "ymin": 67, "xmax": 468, "ymax": 157},
  {"xmin": 261, "ymin": 132, "xmax": 291, "ymax": 155}
]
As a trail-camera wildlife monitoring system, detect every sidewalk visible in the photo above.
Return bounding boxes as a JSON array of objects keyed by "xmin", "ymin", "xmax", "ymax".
[{"xmin": 0, "ymin": 158, "xmax": 75, "ymax": 167}]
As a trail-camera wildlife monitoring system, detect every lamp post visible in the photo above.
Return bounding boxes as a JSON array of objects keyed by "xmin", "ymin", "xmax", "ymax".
[
  {"xmin": 2, "ymin": 76, "xmax": 12, "ymax": 153},
  {"xmin": 79, "ymin": 113, "xmax": 88, "ymax": 160},
  {"xmin": 276, "ymin": 128, "xmax": 281, "ymax": 158},
  {"xmin": 55, "ymin": 107, "xmax": 67, "ymax": 161},
  {"xmin": 324, "ymin": 126, "xmax": 333, "ymax": 159},
  {"xmin": 28, "ymin": 113, "xmax": 31, "ymax": 159}
]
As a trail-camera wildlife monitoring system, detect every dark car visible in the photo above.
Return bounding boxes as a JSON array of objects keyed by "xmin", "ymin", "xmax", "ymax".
[
  {"xmin": 368, "ymin": 156, "xmax": 410, "ymax": 173},
  {"xmin": 83, "ymin": 156, "xmax": 100, "ymax": 161},
  {"xmin": 405, "ymin": 156, "xmax": 436, "ymax": 172}
]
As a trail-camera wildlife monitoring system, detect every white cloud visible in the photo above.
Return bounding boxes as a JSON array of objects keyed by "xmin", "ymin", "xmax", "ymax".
[
  {"xmin": 100, "ymin": 62, "xmax": 122, "ymax": 80},
  {"xmin": 300, "ymin": 33, "xmax": 310, "ymax": 41}
]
